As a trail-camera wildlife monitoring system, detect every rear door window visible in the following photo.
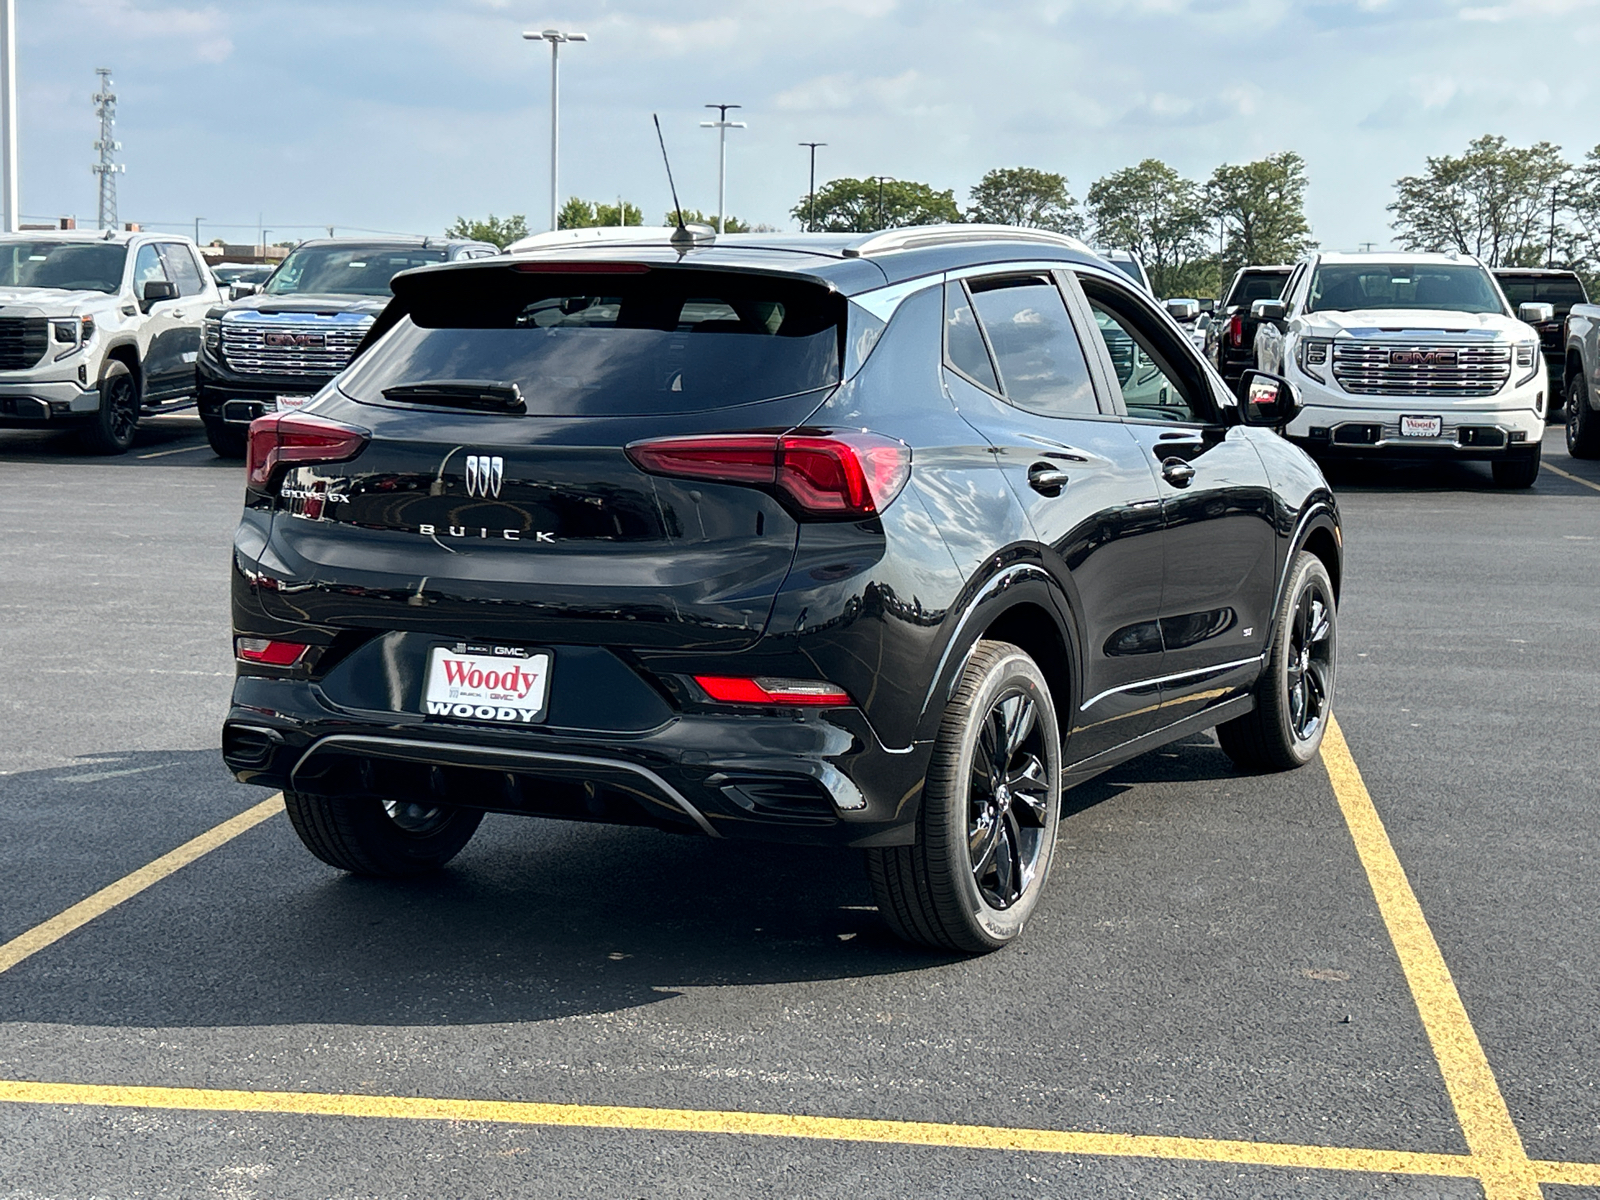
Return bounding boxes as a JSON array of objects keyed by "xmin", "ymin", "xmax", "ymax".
[
  {"xmin": 343, "ymin": 266, "xmax": 845, "ymax": 416},
  {"xmin": 965, "ymin": 275, "xmax": 1100, "ymax": 417}
]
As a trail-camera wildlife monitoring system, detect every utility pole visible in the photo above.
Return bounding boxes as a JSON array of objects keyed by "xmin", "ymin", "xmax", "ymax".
[
  {"xmin": 872, "ymin": 175, "xmax": 894, "ymax": 231},
  {"xmin": 1, "ymin": 0, "xmax": 17, "ymax": 234},
  {"xmin": 193, "ymin": 217, "xmax": 203, "ymax": 244},
  {"xmin": 1359, "ymin": 241, "xmax": 1377, "ymax": 253},
  {"xmin": 523, "ymin": 28, "xmax": 587, "ymax": 233},
  {"xmin": 1549, "ymin": 182, "xmax": 1560, "ymax": 267},
  {"xmin": 91, "ymin": 68, "xmax": 124, "ymax": 230},
  {"xmin": 700, "ymin": 103, "xmax": 745, "ymax": 234},
  {"xmin": 799, "ymin": 142, "xmax": 825, "ymax": 232}
]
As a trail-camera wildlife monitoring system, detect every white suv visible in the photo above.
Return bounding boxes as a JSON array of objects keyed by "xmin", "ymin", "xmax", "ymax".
[
  {"xmin": 1254, "ymin": 251, "xmax": 1547, "ymax": 487},
  {"xmin": 0, "ymin": 231, "xmax": 220, "ymax": 454}
]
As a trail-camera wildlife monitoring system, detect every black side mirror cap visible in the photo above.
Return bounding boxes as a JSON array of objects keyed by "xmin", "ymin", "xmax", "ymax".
[
  {"xmin": 1238, "ymin": 369, "xmax": 1303, "ymax": 427},
  {"xmin": 140, "ymin": 279, "xmax": 178, "ymax": 312},
  {"xmin": 1250, "ymin": 299, "xmax": 1287, "ymax": 321}
]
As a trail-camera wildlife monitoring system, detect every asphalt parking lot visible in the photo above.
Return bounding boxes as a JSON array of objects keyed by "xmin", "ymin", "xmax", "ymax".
[{"xmin": 1, "ymin": 416, "xmax": 1597, "ymax": 1199}]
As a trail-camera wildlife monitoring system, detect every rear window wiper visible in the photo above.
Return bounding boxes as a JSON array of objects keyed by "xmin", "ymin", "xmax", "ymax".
[{"xmin": 380, "ymin": 380, "xmax": 525, "ymax": 414}]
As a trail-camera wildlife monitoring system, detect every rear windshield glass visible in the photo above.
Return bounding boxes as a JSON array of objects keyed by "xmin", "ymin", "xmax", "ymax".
[
  {"xmin": 1230, "ymin": 273, "xmax": 1288, "ymax": 305},
  {"xmin": 1497, "ymin": 275, "xmax": 1587, "ymax": 310},
  {"xmin": 264, "ymin": 244, "xmax": 449, "ymax": 297},
  {"xmin": 342, "ymin": 266, "xmax": 845, "ymax": 416},
  {"xmin": 1307, "ymin": 263, "xmax": 1505, "ymax": 315},
  {"xmin": 0, "ymin": 241, "xmax": 127, "ymax": 293}
]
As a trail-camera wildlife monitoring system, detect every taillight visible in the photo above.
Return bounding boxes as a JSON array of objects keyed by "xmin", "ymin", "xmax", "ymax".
[
  {"xmin": 235, "ymin": 637, "xmax": 308, "ymax": 666},
  {"xmin": 694, "ymin": 676, "xmax": 851, "ymax": 706},
  {"xmin": 626, "ymin": 431, "xmax": 910, "ymax": 518},
  {"xmin": 246, "ymin": 413, "xmax": 369, "ymax": 488},
  {"xmin": 1228, "ymin": 313, "xmax": 1245, "ymax": 347}
]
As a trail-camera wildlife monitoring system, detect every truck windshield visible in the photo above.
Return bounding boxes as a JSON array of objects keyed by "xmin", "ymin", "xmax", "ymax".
[
  {"xmin": 1307, "ymin": 263, "xmax": 1505, "ymax": 315},
  {"xmin": 343, "ymin": 266, "xmax": 845, "ymax": 417},
  {"xmin": 0, "ymin": 241, "xmax": 128, "ymax": 293},
  {"xmin": 1497, "ymin": 275, "xmax": 1587, "ymax": 312},
  {"xmin": 263, "ymin": 245, "xmax": 450, "ymax": 297}
]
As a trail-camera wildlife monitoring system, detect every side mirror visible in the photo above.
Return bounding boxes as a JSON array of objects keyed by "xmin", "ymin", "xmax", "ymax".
[
  {"xmin": 140, "ymin": 279, "xmax": 178, "ymax": 312},
  {"xmin": 1199, "ymin": 298, "xmax": 1216, "ymax": 313},
  {"xmin": 1164, "ymin": 298, "xmax": 1200, "ymax": 322},
  {"xmin": 230, "ymin": 281, "xmax": 261, "ymax": 301},
  {"xmin": 1251, "ymin": 299, "xmax": 1287, "ymax": 322},
  {"xmin": 1518, "ymin": 301, "xmax": 1555, "ymax": 324},
  {"xmin": 1238, "ymin": 369, "xmax": 1303, "ymax": 427}
]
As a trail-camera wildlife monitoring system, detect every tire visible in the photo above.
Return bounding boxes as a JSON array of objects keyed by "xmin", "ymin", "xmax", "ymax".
[
  {"xmin": 1491, "ymin": 446, "xmax": 1541, "ymax": 489},
  {"xmin": 203, "ymin": 416, "xmax": 247, "ymax": 458},
  {"xmin": 77, "ymin": 361, "xmax": 140, "ymax": 455},
  {"xmin": 867, "ymin": 640, "xmax": 1061, "ymax": 953},
  {"xmin": 1568, "ymin": 375, "xmax": 1600, "ymax": 459},
  {"xmin": 283, "ymin": 789, "xmax": 483, "ymax": 878},
  {"xmin": 1218, "ymin": 551, "xmax": 1337, "ymax": 773}
]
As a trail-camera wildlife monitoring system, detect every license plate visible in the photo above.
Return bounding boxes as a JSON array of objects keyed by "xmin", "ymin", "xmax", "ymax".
[
  {"xmin": 275, "ymin": 394, "xmax": 312, "ymax": 412},
  {"xmin": 1399, "ymin": 415, "xmax": 1442, "ymax": 438},
  {"xmin": 423, "ymin": 644, "xmax": 551, "ymax": 725}
]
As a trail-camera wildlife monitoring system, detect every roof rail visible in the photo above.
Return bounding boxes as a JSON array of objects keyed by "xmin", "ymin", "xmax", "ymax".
[{"xmin": 840, "ymin": 223, "xmax": 1090, "ymax": 258}]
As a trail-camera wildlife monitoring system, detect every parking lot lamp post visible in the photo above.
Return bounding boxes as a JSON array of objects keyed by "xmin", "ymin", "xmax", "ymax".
[
  {"xmin": 799, "ymin": 141, "xmax": 825, "ymax": 232},
  {"xmin": 524, "ymin": 28, "xmax": 587, "ymax": 233},
  {"xmin": 873, "ymin": 175, "xmax": 894, "ymax": 231},
  {"xmin": 700, "ymin": 104, "xmax": 745, "ymax": 235},
  {"xmin": 1, "ymin": 0, "xmax": 17, "ymax": 234}
]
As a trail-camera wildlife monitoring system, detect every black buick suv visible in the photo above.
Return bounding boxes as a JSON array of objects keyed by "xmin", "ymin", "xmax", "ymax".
[{"xmin": 224, "ymin": 226, "xmax": 1341, "ymax": 953}]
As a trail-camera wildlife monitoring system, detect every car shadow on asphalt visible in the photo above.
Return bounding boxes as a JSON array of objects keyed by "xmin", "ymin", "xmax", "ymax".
[{"xmin": 0, "ymin": 416, "xmax": 233, "ymax": 467}]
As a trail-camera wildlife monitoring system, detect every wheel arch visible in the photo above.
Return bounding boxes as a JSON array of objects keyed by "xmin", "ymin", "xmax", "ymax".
[{"xmin": 101, "ymin": 341, "xmax": 142, "ymax": 395}]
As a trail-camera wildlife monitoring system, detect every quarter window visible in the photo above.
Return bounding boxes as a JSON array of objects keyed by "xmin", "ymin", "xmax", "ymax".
[
  {"xmin": 966, "ymin": 276, "xmax": 1099, "ymax": 417},
  {"xmin": 944, "ymin": 280, "xmax": 1000, "ymax": 392}
]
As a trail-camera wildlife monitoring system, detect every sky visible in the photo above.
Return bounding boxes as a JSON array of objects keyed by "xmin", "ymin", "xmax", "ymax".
[{"xmin": 13, "ymin": 0, "xmax": 1600, "ymax": 253}]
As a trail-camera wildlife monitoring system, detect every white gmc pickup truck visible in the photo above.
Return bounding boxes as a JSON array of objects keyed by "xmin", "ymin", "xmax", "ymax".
[{"xmin": 1254, "ymin": 251, "xmax": 1549, "ymax": 487}]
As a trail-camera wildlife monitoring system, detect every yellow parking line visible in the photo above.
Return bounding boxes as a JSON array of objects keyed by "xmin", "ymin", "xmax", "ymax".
[
  {"xmin": 1534, "ymin": 1159, "xmax": 1600, "ymax": 1187},
  {"xmin": 0, "ymin": 794, "xmax": 283, "ymax": 976},
  {"xmin": 0, "ymin": 1078, "xmax": 1481, "ymax": 1178},
  {"xmin": 1542, "ymin": 462, "xmax": 1600, "ymax": 493},
  {"xmin": 1322, "ymin": 717, "xmax": 1541, "ymax": 1199}
]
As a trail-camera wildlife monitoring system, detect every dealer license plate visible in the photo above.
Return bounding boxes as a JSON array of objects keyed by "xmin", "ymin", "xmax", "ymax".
[
  {"xmin": 1399, "ymin": 415, "xmax": 1443, "ymax": 438},
  {"xmin": 275, "ymin": 394, "xmax": 312, "ymax": 412},
  {"xmin": 423, "ymin": 644, "xmax": 551, "ymax": 725}
]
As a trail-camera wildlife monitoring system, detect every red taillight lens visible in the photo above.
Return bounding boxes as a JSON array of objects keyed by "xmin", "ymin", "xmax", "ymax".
[
  {"xmin": 235, "ymin": 637, "xmax": 308, "ymax": 666},
  {"xmin": 246, "ymin": 413, "xmax": 369, "ymax": 488},
  {"xmin": 626, "ymin": 431, "xmax": 910, "ymax": 518},
  {"xmin": 1228, "ymin": 313, "xmax": 1245, "ymax": 347},
  {"xmin": 694, "ymin": 675, "xmax": 851, "ymax": 706}
]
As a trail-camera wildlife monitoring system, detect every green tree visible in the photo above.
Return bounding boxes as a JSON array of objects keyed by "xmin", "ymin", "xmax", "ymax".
[
  {"xmin": 790, "ymin": 177, "xmax": 961, "ymax": 232},
  {"xmin": 966, "ymin": 167, "xmax": 1083, "ymax": 234},
  {"xmin": 1205, "ymin": 152, "xmax": 1315, "ymax": 278},
  {"xmin": 445, "ymin": 213, "xmax": 529, "ymax": 249},
  {"xmin": 1086, "ymin": 159, "xmax": 1212, "ymax": 297},
  {"xmin": 1389, "ymin": 135, "xmax": 1569, "ymax": 267},
  {"xmin": 1560, "ymin": 145, "xmax": 1600, "ymax": 287},
  {"xmin": 664, "ymin": 208, "xmax": 753, "ymax": 233}
]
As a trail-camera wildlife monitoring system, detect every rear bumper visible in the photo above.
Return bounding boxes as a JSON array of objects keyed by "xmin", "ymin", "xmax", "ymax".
[{"xmin": 222, "ymin": 674, "xmax": 932, "ymax": 848}]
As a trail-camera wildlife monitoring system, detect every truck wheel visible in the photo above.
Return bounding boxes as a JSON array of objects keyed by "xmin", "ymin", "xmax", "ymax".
[
  {"xmin": 1492, "ymin": 446, "xmax": 1541, "ymax": 488},
  {"xmin": 1218, "ymin": 551, "xmax": 1337, "ymax": 773},
  {"xmin": 866, "ymin": 640, "xmax": 1061, "ymax": 953},
  {"xmin": 1568, "ymin": 376, "xmax": 1600, "ymax": 459},
  {"xmin": 77, "ymin": 361, "xmax": 139, "ymax": 455},
  {"xmin": 203, "ymin": 417, "xmax": 247, "ymax": 458},
  {"xmin": 283, "ymin": 789, "xmax": 483, "ymax": 877}
]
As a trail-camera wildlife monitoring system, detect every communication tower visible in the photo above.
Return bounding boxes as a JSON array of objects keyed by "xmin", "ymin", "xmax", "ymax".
[{"xmin": 91, "ymin": 68, "xmax": 124, "ymax": 229}]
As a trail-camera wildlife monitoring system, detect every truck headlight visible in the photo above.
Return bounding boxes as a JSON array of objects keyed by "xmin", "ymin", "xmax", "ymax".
[
  {"xmin": 51, "ymin": 320, "xmax": 79, "ymax": 344},
  {"xmin": 51, "ymin": 316, "xmax": 93, "ymax": 361},
  {"xmin": 203, "ymin": 318, "xmax": 222, "ymax": 354},
  {"xmin": 1515, "ymin": 340, "xmax": 1539, "ymax": 386},
  {"xmin": 1296, "ymin": 337, "xmax": 1329, "ymax": 383}
]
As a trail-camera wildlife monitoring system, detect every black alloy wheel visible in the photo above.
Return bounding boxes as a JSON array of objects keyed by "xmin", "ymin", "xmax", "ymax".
[
  {"xmin": 1218, "ymin": 551, "xmax": 1337, "ymax": 772},
  {"xmin": 867, "ymin": 640, "xmax": 1061, "ymax": 953},
  {"xmin": 78, "ymin": 361, "xmax": 140, "ymax": 455},
  {"xmin": 283, "ymin": 789, "xmax": 484, "ymax": 877},
  {"xmin": 1569, "ymin": 376, "xmax": 1600, "ymax": 459}
]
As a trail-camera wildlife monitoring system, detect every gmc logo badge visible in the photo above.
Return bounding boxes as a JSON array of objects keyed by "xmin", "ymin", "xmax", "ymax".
[
  {"xmin": 264, "ymin": 332, "xmax": 326, "ymax": 348},
  {"xmin": 1390, "ymin": 349, "xmax": 1456, "ymax": 366}
]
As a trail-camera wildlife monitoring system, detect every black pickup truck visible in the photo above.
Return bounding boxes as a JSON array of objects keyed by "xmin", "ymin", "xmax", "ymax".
[
  {"xmin": 1493, "ymin": 268, "xmax": 1589, "ymax": 419},
  {"xmin": 1205, "ymin": 265, "xmax": 1293, "ymax": 387}
]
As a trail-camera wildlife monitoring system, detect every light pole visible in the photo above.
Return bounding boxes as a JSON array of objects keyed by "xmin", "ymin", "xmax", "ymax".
[
  {"xmin": 524, "ymin": 28, "xmax": 587, "ymax": 233},
  {"xmin": 194, "ymin": 217, "xmax": 203, "ymax": 245},
  {"xmin": 700, "ymin": 103, "xmax": 745, "ymax": 234},
  {"xmin": 1, "ymin": 0, "xmax": 16, "ymax": 234},
  {"xmin": 799, "ymin": 142, "xmax": 825, "ymax": 232},
  {"xmin": 261, "ymin": 230, "xmax": 272, "ymax": 259},
  {"xmin": 872, "ymin": 175, "xmax": 895, "ymax": 231}
]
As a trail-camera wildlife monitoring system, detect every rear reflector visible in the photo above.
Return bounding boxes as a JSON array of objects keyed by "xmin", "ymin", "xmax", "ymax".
[
  {"xmin": 694, "ymin": 676, "xmax": 851, "ymax": 706},
  {"xmin": 235, "ymin": 638, "xmax": 308, "ymax": 667},
  {"xmin": 626, "ymin": 431, "xmax": 910, "ymax": 518},
  {"xmin": 246, "ymin": 413, "xmax": 369, "ymax": 488}
]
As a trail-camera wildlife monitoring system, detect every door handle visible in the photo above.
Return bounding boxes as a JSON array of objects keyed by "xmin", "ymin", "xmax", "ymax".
[
  {"xmin": 1027, "ymin": 463, "xmax": 1071, "ymax": 495},
  {"xmin": 1160, "ymin": 456, "xmax": 1196, "ymax": 488}
]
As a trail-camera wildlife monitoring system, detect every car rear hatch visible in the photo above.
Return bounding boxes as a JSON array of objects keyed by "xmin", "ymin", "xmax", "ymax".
[{"xmin": 250, "ymin": 260, "xmax": 850, "ymax": 654}]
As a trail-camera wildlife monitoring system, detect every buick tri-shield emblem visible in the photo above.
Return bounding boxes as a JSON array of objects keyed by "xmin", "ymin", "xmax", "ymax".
[{"xmin": 465, "ymin": 454, "xmax": 504, "ymax": 498}]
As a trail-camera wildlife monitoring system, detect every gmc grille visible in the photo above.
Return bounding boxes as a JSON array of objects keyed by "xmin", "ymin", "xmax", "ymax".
[
  {"xmin": 0, "ymin": 316, "xmax": 48, "ymax": 370},
  {"xmin": 1331, "ymin": 343, "xmax": 1511, "ymax": 398},
  {"xmin": 220, "ymin": 319, "xmax": 371, "ymax": 378}
]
